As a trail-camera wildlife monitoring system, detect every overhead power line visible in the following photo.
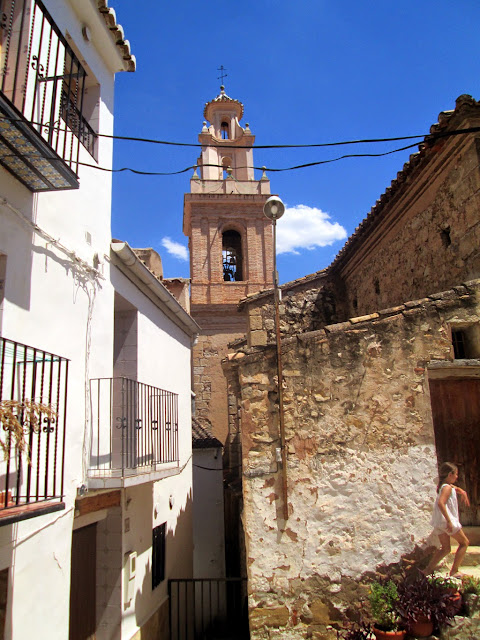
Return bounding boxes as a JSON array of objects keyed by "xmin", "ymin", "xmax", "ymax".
[
  {"xmin": 0, "ymin": 116, "xmax": 479, "ymax": 177},
  {"xmin": 4, "ymin": 115, "xmax": 480, "ymax": 150},
  {"xmin": 0, "ymin": 140, "xmax": 422, "ymax": 177}
]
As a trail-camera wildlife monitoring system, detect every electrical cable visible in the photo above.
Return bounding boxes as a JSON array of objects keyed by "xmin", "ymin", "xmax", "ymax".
[
  {"xmin": 193, "ymin": 462, "xmax": 242, "ymax": 471},
  {"xmin": 6, "ymin": 115, "xmax": 480, "ymax": 150},
  {"xmin": 0, "ymin": 119, "xmax": 478, "ymax": 177},
  {"xmin": 0, "ymin": 140, "xmax": 435, "ymax": 177},
  {"xmin": 73, "ymin": 138, "xmax": 423, "ymax": 174}
]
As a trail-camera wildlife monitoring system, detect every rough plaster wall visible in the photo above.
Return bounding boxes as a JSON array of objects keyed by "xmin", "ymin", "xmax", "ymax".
[
  {"xmin": 235, "ymin": 287, "xmax": 480, "ymax": 639},
  {"xmin": 344, "ymin": 140, "xmax": 480, "ymax": 317},
  {"xmin": 247, "ymin": 277, "xmax": 344, "ymax": 347},
  {"xmin": 193, "ymin": 330, "xmax": 244, "ymax": 444}
]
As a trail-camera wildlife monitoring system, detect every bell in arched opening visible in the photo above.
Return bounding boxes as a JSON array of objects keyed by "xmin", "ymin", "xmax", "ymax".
[{"xmin": 222, "ymin": 230, "xmax": 243, "ymax": 281}]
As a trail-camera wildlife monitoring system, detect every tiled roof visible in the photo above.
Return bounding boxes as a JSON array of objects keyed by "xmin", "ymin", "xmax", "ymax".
[
  {"xmin": 96, "ymin": 0, "xmax": 136, "ymax": 72},
  {"xmin": 192, "ymin": 417, "xmax": 223, "ymax": 449},
  {"xmin": 238, "ymin": 268, "xmax": 328, "ymax": 308},
  {"xmin": 330, "ymin": 94, "xmax": 480, "ymax": 272}
]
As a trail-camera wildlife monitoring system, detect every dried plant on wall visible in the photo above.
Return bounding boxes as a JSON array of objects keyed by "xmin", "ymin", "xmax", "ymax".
[{"xmin": 0, "ymin": 399, "xmax": 57, "ymax": 461}]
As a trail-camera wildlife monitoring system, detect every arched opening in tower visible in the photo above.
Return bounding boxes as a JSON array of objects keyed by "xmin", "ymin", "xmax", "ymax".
[
  {"xmin": 222, "ymin": 156, "xmax": 232, "ymax": 180},
  {"xmin": 222, "ymin": 230, "xmax": 243, "ymax": 281},
  {"xmin": 221, "ymin": 121, "xmax": 229, "ymax": 140}
]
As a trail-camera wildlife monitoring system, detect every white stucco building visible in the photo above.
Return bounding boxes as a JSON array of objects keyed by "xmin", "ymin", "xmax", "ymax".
[{"xmin": 0, "ymin": 1, "xmax": 198, "ymax": 638}]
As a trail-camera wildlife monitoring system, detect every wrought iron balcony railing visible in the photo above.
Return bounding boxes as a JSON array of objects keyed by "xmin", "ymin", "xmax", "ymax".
[
  {"xmin": 0, "ymin": 0, "xmax": 98, "ymax": 191},
  {"xmin": 0, "ymin": 336, "xmax": 68, "ymax": 521},
  {"xmin": 89, "ymin": 378, "xmax": 179, "ymax": 482}
]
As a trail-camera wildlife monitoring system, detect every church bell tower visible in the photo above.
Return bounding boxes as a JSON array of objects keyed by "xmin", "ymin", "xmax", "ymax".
[
  {"xmin": 184, "ymin": 86, "xmax": 276, "ymax": 580},
  {"xmin": 183, "ymin": 86, "xmax": 274, "ymax": 442},
  {"xmin": 184, "ymin": 86, "xmax": 274, "ymax": 317}
]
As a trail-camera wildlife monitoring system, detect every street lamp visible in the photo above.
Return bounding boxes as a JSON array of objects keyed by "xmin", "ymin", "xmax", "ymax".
[{"xmin": 263, "ymin": 196, "xmax": 288, "ymax": 521}]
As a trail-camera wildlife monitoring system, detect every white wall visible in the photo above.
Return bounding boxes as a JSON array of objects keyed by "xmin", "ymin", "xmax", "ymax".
[
  {"xmin": 121, "ymin": 463, "xmax": 193, "ymax": 639},
  {"xmin": 110, "ymin": 266, "xmax": 194, "ymax": 466},
  {"xmin": 0, "ymin": 0, "xmax": 121, "ymax": 637}
]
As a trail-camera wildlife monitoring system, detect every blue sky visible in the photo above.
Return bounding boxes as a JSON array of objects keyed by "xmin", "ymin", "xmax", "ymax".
[{"xmin": 110, "ymin": 1, "xmax": 480, "ymax": 285}]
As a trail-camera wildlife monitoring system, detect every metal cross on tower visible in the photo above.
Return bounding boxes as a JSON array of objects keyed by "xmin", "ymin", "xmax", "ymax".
[{"xmin": 217, "ymin": 65, "xmax": 228, "ymax": 84}]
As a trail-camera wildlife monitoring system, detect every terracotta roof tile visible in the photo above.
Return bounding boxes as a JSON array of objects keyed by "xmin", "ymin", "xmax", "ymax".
[
  {"xmin": 330, "ymin": 95, "xmax": 480, "ymax": 272},
  {"xmin": 192, "ymin": 417, "xmax": 223, "ymax": 449},
  {"xmin": 96, "ymin": 0, "xmax": 136, "ymax": 72}
]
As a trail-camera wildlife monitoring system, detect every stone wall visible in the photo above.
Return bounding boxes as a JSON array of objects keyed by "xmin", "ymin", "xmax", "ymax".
[
  {"xmin": 244, "ymin": 273, "xmax": 344, "ymax": 347},
  {"xmin": 229, "ymin": 281, "xmax": 480, "ymax": 639},
  {"xmin": 336, "ymin": 121, "xmax": 480, "ymax": 318}
]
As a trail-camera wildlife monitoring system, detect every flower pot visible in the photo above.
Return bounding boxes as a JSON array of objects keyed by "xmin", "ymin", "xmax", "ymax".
[
  {"xmin": 463, "ymin": 593, "xmax": 480, "ymax": 617},
  {"xmin": 447, "ymin": 591, "xmax": 462, "ymax": 614},
  {"xmin": 409, "ymin": 617, "xmax": 434, "ymax": 638},
  {"xmin": 373, "ymin": 627, "xmax": 406, "ymax": 640}
]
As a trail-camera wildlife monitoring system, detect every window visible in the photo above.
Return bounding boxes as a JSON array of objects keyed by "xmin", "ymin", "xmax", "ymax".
[
  {"xmin": 451, "ymin": 324, "xmax": 480, "ymax": 359},
  {"xmin": 60, "ymin": 54, "xmax": 99, "ymax": 160},
  {"xmin": 221, "ymin": 121, "xmax": 229, "ymax": 139},
  {"xmin": 222, "ymin": 230, "xmax": 243, "ymax": 281},
  {"xmin": 152, "ymin": 522, "xmax": 166, "ymax": 589},
  {"xmin": 452, "ymin": 329, "xmax": 466, "ymax": 359}
]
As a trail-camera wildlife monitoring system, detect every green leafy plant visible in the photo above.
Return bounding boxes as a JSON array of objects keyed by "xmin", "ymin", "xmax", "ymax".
[
  {"xmin": 396, "ymin": 572, "xmax": 457, "ymax": 631},
  {"xmin": 368, "ymin": 579, "xmax": 402, "ymax": 631},
  {"xmin": 461, "ymin": 575, "xmax": 480, "ymax": 596},
  {"xmin": 427, "ymin": 574, "xmax": 462, "ymax": 593},
  {"xmin": 336, "ymin": 622, "xmax": 373, "ymax": 640}
]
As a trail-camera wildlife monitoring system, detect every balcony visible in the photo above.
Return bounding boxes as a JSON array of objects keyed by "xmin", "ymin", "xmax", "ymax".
[
  {"xmin": 0, "ymin": 336, "xmax": 68, "ymax": 524},
  {"xmin": 0, "ymin": 0, "xmax": 98, "ymax": 191},
  {"xmin": 88, "ymin": 377, "xmax": 180, "ymax": 489}
]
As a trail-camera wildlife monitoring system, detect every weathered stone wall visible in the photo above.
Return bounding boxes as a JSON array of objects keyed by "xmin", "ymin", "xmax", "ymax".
[
  {"xmin": 340, "ymin": 135, "xmax": 480, "ymax": 318},
  {"xmin": 193, "ymin": 327, "xmax": 244, "ymax": 445},
  {"xmin": 245, "ymin": 274, "xmax": 344, "ymax": 347},
  {"xmin": 229, "ymin": 282, "xmax": 480, "ymax": 639}
]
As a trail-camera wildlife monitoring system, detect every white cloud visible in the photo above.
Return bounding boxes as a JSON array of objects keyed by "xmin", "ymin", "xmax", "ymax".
[
  {"xmin": 276, "ymin": 204, "xmax": 347, "ymax": 255},
  {"xmin": 161, "ymin": 237, "xmax": 188, "ymax": 261}
]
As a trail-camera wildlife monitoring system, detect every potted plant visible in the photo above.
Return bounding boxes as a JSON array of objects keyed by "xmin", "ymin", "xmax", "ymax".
[
  {"xmin": 427, "ymin": 574, "xmax": 463, "ymax": 614},
  {"xmin": 336, "ymin": 622, "xmax": 374, "ymax": 639},
  {"xmin": 396, "ymin": 572, "xmax": 458, "ymax": 637},
  {"xmin": 367, "ymin": 579, "xmax": 406, "ymax": 639},
  {"xmin": 461, "ymin": 575, "xmax": 480, "ymax": 617}
]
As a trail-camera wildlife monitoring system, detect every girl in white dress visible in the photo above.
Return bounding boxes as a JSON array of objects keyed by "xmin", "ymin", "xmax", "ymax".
[{"xmin": 425, "ymin": 462, "xmax": 470, "ymax": 577}]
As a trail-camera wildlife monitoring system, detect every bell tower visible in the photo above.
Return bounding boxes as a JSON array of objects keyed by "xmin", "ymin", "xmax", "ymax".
[
  {"xmin": 184, "ymin": 87, "xmax": 276, "ymax": 580},
  {"xmin": 183, "ymin": 86, "xmax": 274, "ymax": 442},
  {"xmin": 184, "ymin": 86, "xmax": 274, "ymax": 315}
]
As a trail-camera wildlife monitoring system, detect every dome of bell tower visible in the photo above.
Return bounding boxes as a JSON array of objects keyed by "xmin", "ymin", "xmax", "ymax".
[
  {"xmin": 203, "ymin": 86, "xmax": 244, "ymax": 122},
  {"xmin": 195, "ymin": 86, "xmax": 261, "ymax": 182}
]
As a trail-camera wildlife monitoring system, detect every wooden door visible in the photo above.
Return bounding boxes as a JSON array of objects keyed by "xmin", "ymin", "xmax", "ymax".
[
  {"xmin": 429, "ymin": 378, "xmax": 480, "ymax": 525},
  {"xmin": 69, "ymin": 524, "xmax": 96, "ymax": 640}
]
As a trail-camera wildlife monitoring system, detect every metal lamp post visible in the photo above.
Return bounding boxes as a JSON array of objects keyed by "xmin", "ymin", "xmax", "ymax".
[{"xmin": 263, "ymin": 196, "xmax": 288, "ymax": 521}]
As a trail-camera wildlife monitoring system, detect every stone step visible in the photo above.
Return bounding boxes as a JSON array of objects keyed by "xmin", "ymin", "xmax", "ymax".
[
  {"xmin": 435, "ymin": 564, "xmax": 480, "ymax": 580},
  {"xmin": 443, "ymin": 545, "xmax": 480, "ymax": 568}
]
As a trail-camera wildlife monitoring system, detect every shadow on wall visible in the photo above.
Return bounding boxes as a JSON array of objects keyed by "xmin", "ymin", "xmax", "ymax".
[
  {"xmin": 1, "ymin": 226, "xmax": 33, "ymax": 314},
  {"xmin": 132, "ymin": 487, "xmax": 193, "ymax": 636},
  {"xmin": 0, "ymin": 524, "xmax": 15, "ymax": 639}
]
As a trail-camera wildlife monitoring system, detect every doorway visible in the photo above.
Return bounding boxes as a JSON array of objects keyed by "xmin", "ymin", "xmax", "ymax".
[
  {"xmin": 429, "ymin": 377, "xmax": 480, "ymax": 525},
  {"xmin": 69, "ymin": 524, "xmax": 97, "ymax": 640}
]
